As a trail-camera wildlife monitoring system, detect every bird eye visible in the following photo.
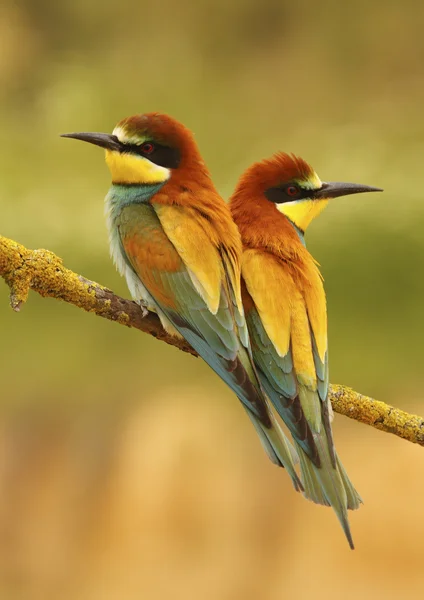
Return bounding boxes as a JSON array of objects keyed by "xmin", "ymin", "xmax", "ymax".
[
  {"xmin": 140, "ymin": 142, "xmax": 155, "ymax": 154},
  {"xmin": 286, "ymin": 185, "xmax": 300, "ymax": 197}
]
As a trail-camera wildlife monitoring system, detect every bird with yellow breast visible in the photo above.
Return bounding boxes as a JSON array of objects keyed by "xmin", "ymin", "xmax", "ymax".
[
  {"xmin": 229, "ymin": 152, "xmax": 382, "ymax": 548},
  {"xmin": 62, "ymin": 114, "xmax": 302, "ymax": 489}
]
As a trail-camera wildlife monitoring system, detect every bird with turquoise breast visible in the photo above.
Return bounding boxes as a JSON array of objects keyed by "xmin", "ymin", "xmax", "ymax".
[
  {"xmin": 229, "ymin": 152, "xmax": 382, "ymax": 548},
  {"xmin": 62, "ymin": 114, "xmax": 303, "ymax": 489}
]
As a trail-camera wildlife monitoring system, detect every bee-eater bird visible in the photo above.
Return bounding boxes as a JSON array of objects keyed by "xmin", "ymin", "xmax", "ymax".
[
  {"xmin": 229, "ymin": 152, "xmax": 382, "ymax": 548},
  {"xmin": 61, "ymin": 114, "xmax": 302, "ymax": 489}
]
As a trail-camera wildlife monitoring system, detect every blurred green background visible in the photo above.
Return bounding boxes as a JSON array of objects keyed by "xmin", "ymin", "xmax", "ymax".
[{"xmin": 1, "ymin": 1, "xmax": 424, "ymax": 598}]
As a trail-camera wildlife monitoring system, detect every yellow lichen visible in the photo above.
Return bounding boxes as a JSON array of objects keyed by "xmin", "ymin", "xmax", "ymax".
[
  {"xmin": 116, "ymin": 312, "xmax": 130, "ymax": 325},
  {"xmin": 329, "ymin": 384, "xmax": 424, "ymax": 446}
]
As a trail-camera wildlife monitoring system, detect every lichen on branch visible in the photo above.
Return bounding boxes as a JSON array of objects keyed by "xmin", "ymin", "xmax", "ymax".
[
  {"xmin": 1, "ymin": 233, "xmax": 423, "ymax": 447},
  {"xmin": 0, "ymin": 234, "xmax": 195, "ymax": 355}
]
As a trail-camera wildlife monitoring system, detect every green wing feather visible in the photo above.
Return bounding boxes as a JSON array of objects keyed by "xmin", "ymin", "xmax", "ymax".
[
  {"xmin": 145, "ymin": 256, "xmax": 302, "ymax": 485},
  {"xmin": 115, "ymin": 202, "xmax": 301, "ymax": 487},
  {"xmin": 243, "ymin": 269, "xmax": 362, "ymax": 549},
  {"xmin": 246, "ymin": 305, "xmax": 319, "ymax": 463}
]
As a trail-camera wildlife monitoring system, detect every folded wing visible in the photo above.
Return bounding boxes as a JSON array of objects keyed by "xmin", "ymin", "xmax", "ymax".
[
  {"xmin": 117, "ymin": 202, "xmax": 301, "ymax": 485},
  {"xmin": 242, "ymin": 248, "xmax": 362, "ymax": 548}
]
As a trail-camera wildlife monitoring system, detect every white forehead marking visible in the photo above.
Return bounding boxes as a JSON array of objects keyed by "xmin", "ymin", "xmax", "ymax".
[
  {"xmin": 113, "ymin": 125, "xmax": 146, "ymax": 145},
  {"xmin": 295, "ymin": 171, "xmax": 322, "ymax": 190}
]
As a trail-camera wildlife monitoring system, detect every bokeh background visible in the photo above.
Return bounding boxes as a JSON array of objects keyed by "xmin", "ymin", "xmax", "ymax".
[{"xmin": 1, "ymin": 1, "xmax": 424, "ymax": 598}]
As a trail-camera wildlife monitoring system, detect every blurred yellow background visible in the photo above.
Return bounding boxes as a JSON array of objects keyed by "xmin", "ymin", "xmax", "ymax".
[{"xmin": 1, "ymin": 1, "xmax": 424, "ymax": 598}]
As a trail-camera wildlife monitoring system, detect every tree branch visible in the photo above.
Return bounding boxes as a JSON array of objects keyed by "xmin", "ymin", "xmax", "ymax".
[
  {"xmin": 1, "ymin": 234, "xmax": 423, "ymax": 447},
  {"xmin": 0, "ymin": 234, "xmax": 196, "ymax": 356}
]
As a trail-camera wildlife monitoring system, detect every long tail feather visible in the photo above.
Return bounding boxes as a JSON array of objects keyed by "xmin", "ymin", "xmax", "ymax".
[
  {"xmin": 246, "ymin": 408, "xmax": 303, "ymax": 493},
  {"xmin": 296, "ymin": 435, "xmax": 360, "ymax": 549},
  {"xmin": 337, "ymin": 456, "xmax": 363, "ymax": 510}
]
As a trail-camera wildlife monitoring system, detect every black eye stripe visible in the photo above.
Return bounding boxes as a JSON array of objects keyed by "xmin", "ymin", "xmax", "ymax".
[
  {"xmin": 265, "ymin": 184, "xmax": 309, "ymax": 204},
  {"xmin": 119, "ymin": 141, "xmax": 181, "ymax": 169}
]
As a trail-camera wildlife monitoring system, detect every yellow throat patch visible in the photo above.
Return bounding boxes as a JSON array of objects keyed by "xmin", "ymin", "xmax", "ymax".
[
  {"xmin": 105, "ymin": 150, "xmax": 170, "ymax": 185},
  {"xmin": 278, "ymin": 198, "xmax": 329, "ymax": 231}
]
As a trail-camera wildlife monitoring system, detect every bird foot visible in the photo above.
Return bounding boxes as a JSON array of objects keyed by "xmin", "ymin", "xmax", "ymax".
[{"xmin": 137, "ymin": 300, "xmax": 150, "ymax": 318}]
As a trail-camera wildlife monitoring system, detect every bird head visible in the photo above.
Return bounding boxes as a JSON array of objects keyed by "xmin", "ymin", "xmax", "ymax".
[
  {"xmin": 232, "ymin": 152, "xmax": 382, "ymax": 233},
  {"xmin": 61, "ymin": 112, "xmax": 206, "ymax": 185}
]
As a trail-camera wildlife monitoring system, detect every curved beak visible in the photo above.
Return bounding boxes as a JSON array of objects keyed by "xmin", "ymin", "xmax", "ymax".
[
  {"xmin": 314, "ymin": 181, "xmax": 383, "ymax": 200},
  {"xmin": 61, "ymin": 132, "xmax": 122, "ymax": 152}
]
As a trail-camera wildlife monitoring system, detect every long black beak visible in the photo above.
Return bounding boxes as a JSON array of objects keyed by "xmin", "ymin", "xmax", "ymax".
[
  {"xmin": 314, "ymin": 181, "xmax": 383, "ymax": 200},
  {"xmin": 61, "ymin": 132, "xmax": 122, "ymax": 152}
]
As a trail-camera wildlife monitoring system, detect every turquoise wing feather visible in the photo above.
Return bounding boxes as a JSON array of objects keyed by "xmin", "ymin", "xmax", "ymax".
[
  {"xmin": 241, "ymin": 257, "xmax": 362, "ymax": 548},
  {"xmin": 246, "ymin": 304, "xmax": 320, "ymax": 464},
  {"xmin": 152, "ymin": 268, "xmax": 301, "ymax": 485},
  {"xmin": 114, "ymin": 202, "xmax": 301, "ymax": 486}
]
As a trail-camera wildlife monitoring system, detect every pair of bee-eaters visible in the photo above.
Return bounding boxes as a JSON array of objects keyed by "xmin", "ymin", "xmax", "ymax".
[{"xmin": 63, "ymin": 113, "xmax": 381, "ymax": 548}]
